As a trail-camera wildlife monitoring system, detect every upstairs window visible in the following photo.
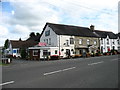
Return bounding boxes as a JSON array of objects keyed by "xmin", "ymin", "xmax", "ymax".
[
  {"xmin": 79, "ymin": 39, "xmax": 82, "ymax": 44},
  {"xmin": 112, "ymin": 39, "xmax": 115, "ymax": 45},
  {"xmin": 66, "ymin": 40, "xmax": 69, "ymax": 46},
  {"xmin": 87, "ymin": 39, "xmax": 90, "ymax": 45},
  {"xmin": 45, "ymin": 30, "xmax": 50, "ymax": 36},
  {"xmin": 107, "ymin": 39, "xmax": 109, "ymax": 45},
  {"xmin": 118, "ymin": 39, "xmax": 120, "ymax": 45},
  {"xmin": 94, "ymin": 40, "xmax": 97, "ymax": 45},
  {"xmin": 101, "ymin": 38, "xmax": 103, "ymax": 44},
  {"xmin": 70, "ymin": 38, "xmax": 74, "ymax": 44}
]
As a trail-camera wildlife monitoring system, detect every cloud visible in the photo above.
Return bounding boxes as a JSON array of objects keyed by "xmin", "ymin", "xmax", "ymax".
[
  {"xmin": 0, "ymin": 25, "xmax": 9, "ymax": 36},
  {"xmin": 0, "ymin": 0, "xmax": 119, "ymax": 46}
]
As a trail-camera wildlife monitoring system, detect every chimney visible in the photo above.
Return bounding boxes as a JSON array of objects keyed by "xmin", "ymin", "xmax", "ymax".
[{"xmin": 90, "ymin": 25, "xmax": 95, "ymax": 31}]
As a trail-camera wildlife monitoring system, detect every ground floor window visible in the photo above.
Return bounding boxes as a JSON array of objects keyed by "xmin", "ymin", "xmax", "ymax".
[
  {"xmin": 43, "ymin": 50, "xmax": 50, "ymax": 56},
  {"xmin": 33, "ymin": 50, "xmax": 38, "ymax": 56},
  {"xmin": 55, "ymin": 50, "xmax": 58, "ymax": 54}
]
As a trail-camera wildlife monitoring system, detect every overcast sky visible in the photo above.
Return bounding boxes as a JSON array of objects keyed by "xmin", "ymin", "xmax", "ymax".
[{"xmin": 0, "ymin": 0, "xmax": 119, "ymax": 46}]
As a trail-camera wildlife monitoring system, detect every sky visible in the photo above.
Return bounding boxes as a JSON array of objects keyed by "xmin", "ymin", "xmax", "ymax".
[{"xmin": 0, "ymin": 0, "xmax": 119, "ymax": 46}]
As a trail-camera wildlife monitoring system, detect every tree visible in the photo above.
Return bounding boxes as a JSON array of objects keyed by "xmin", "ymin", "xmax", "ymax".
[
  {"xmin": 20, "ymin": 48, "xmax": 27, "ymax": 59},
  {"xmin": 19, "ymin": 38, "xmax": 22, "ymax": 41},
  {"xmin": 36, "ymin": 32, "xmax": 40, "ymax": 36},
  {"xmin": 29, "ymin": 32, "xmax": 35, "ymax": 37},
  {"xmin": 4, "ymin": 39, "xmax": 9, "ymax": 49}
]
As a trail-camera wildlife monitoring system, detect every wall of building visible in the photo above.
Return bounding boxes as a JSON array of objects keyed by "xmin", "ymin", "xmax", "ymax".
[
  {"xmin": 40, "ymin": 25, "xmax": 58, "ymax": 47},
  {"xmin": 100, "ymin": 36, "xmax": 118, "ymax": 53}
]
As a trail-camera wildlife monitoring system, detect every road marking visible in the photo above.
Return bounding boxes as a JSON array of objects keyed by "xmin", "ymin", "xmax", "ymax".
[
  {"xmin": 0, "ymin": 81, "xmax": 14, "ymax": 86},
  {"xmin": 111, "ymin": 59, "xmax": 118, "ymax": 61},
  {"xmin": 88, "ymin": 61, "xmax": 104, "ymax": 66},
  {"xmin": 44, "ymin": 67, "xmax": 76, "ymax": 76}
]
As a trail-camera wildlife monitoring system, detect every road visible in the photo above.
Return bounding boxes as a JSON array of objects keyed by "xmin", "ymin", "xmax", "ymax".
[{"xmin": 1, "ymin": 55, "xmax": 119, "ymax": 88}]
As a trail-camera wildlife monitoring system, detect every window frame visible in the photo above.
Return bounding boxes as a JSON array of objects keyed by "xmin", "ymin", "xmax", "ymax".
[
  {"xmin": 79, "ymin": 39, "xmax": 82, "ymax": 45},
  {"xmin": 33, "ymin": 50, "xmax": 38, "ymax": 56}
]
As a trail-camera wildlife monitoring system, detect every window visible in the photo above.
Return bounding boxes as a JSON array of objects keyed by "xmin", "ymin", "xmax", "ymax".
[
  {"xmin": 33, "ymin": 50, "xmax": 38, "ymax": 56},
  {"xmin": 101, "ymin": 38, "xmax": 103, "ymax": 44},
  {"xmin": 113, "ymin": 46, "xmax": 115, "ymax": 50},
  {"xmin": 113, "ymin": 39, "xmax": 115, "ymax": 45},
  {"xmin": 107, "ymin": 39, "xmax": 109, "ymax": 45},
  {"xmin": 66, "ymin": 40, "xmax": 69, "ymax": 46},
  {"xmin": 87, "ymin": 39, "xmax": 90, "ymax": 45},
  {"xmin": 79, "ymin": 39, "xmax": 82, "ymax": 44},
  {"xmin": 44, "ymin": 39, "xmax": 45, "ymax": 42},
  {"xmin": 46, "ymin": 39, "xmax": 48, "ymax": 44},
  {"xmin": 118, "ymin": 39, "xmax": 120, "ymax": 45},
  {"xmin": 43, "ymin": 50, "xmax": 50, "ymax": 56},
  {"xmin": 17, "ymin": 49, "xmax": 19, "ymax": 53},
  {"xmin": 13, "ymin": 50, "xmax": 16, "ymax": 53},
  {"xmin": 61, "ymin": 49, "xmax": 64, "ymax": 51},
  {"xmin": 55, "ymin": 50, "xmax": 58, "ymax": 54},
  {"xmin": 70, "ymin": 38, "xmax": 74, "ymax": 44},
  {"xmin": 94, "ymin": 40, "xmax": 97, "ymax": 45},
  {"xmin": 45, "ymin": 30, "xmax": 50, "ymax": 36},
  {"xmin": 49, "ymin": 38, "xmax": 51, "ymax": 45}
]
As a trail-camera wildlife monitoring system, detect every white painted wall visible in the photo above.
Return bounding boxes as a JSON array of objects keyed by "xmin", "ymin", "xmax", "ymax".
[
  {"xmin": 100, "ymin": 35, "xmax": 118, "ymax": 53},
  {"xmin": 12, "ymin": 48, "xmax": 21, "ymax": 57},
  {"xmin": 40, "ymin": 25, "xmax": 58, "ymax": 47},
  {"xmin": 58, "ymin": 35, "xmax": 75, "ymax": 57},
  {"xmin": 40, "ymin": 25, "xmax": 75, "ymax": 58}
]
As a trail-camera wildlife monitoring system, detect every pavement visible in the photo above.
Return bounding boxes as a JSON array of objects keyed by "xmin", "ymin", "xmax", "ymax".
[{"xmin": 1, "ymin": 55, "xmax": 119, "ymax": 88}]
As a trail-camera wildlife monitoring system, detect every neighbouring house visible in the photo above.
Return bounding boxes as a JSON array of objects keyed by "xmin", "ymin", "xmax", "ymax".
[
  {"xmin": 6, "ymin": 40, "xmax": 38, "ymax": 58},
  {"xmin": 40, "ymin": 23, "xmax": 99, "ymax": 58},
  {"xmin": 116, "ymin": 32, "xmax": 120, "ymax": 52},
  {"xmin": 91, "ymin": 25, "xmax": 118, "ymax": 53}
]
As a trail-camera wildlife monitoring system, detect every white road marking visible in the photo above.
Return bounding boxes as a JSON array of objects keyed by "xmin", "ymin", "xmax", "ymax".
[
  {"xmin": 44, "ymin": 67, "xmax": 76, "ymax": 76},
  {"xmin": 111, "ymin": 59, "xmax": 118, "ymax": 61},
  {"xmin": 0, "ymin": 81, "xmax": 14, "ymax": 86},
  {"xmin": 88, "ymin": 61, "xmax": 104, "ymax": 66}
]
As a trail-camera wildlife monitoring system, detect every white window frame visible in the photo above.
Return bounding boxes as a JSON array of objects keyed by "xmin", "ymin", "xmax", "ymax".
[
  {"xmin": 87, "ymin": 39, "xmax": 90, "ymax": 45},
  {"xmin": 94, "ymin": 40, "xmax": 97, "ymax": 45},
  {"xmin": 79, "ymin": 39, "xmax": 82, "ymax": 44},
  {"xmin": 33, "ymin": 50, "xmax": 38, "ymax": 56}
]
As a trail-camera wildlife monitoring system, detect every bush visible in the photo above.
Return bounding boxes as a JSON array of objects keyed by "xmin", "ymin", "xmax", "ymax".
[{"xmin": 20, "ymin": 48, "xmax": 27, "ymax": 59}]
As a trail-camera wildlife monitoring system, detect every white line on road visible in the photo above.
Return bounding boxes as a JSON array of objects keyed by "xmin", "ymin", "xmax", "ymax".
[
  {"xmin": 111, "ymin": 59, "xmax": 118, "ymax": 61},
  {"xmin": 88, "ymin": 61, "xmax": 104, "ymax": 66},
  {"xmin": 44, "ymin": 67, "xmax": 76, "ymax": 76},
  {"xmin": 0, "ymin": 81, "xmax": 14, "ymax": 86}
]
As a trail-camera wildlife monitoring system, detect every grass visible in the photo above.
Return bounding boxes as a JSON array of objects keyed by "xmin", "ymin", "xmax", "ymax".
[{"xmin": 0, "ymin": 62, "xmax": 10, "ymax": 66}]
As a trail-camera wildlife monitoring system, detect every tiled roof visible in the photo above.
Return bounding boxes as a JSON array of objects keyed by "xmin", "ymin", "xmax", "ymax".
[
  {"xmin": 43, "ymin": 23, "xmax": 99, "ymax": 38},
  {"xmin": 94, "ymin": 30, "xmax": 117, "ymax": 39},
  {"xmin": 10, "ymin": 40, "xmax": 38, "ymax": 48}
]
